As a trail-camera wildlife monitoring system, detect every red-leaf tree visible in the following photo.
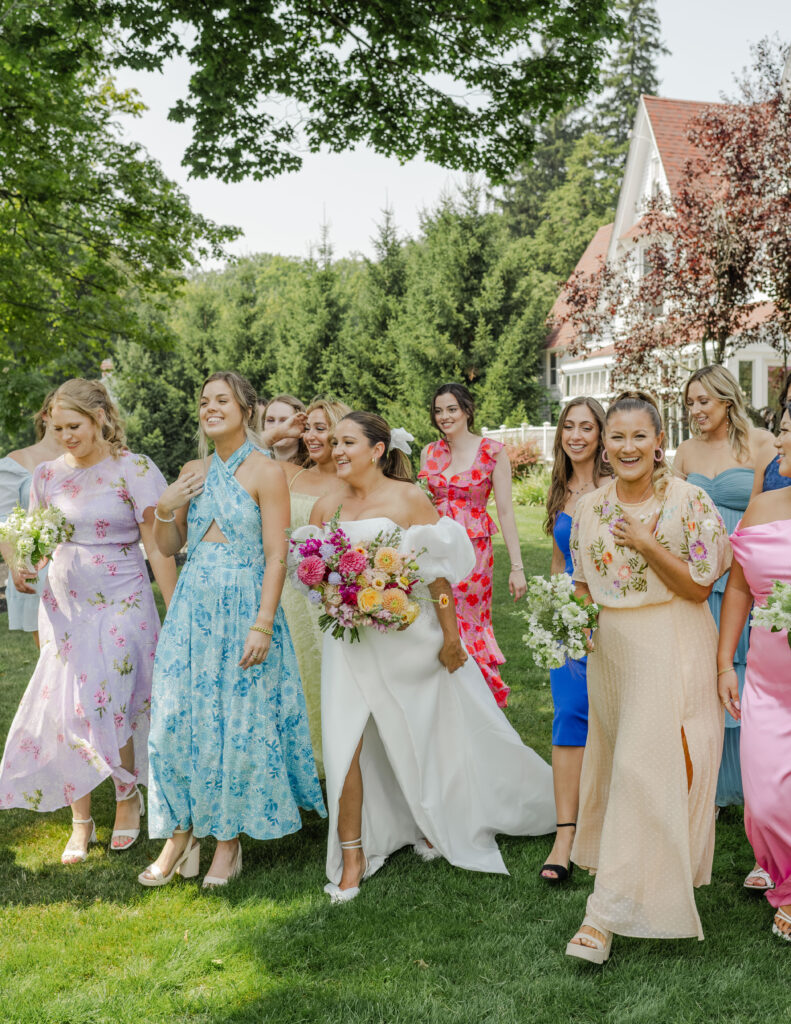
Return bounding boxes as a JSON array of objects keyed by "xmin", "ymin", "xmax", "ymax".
[{"xmin": 555, "ymin": 38, "xmax": 791, "ymax": 397}]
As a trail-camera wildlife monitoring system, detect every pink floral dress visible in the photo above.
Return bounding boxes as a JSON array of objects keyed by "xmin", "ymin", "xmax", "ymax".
[
  {"xmin": 0, "ymin": 451, "xmax": 166, "ymax": 812},
  {"xmin": 419, "ymin": 437, "xmax": 509, "ymax": 707}
]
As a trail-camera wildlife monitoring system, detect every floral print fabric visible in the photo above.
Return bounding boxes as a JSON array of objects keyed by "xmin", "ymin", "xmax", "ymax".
[
  {"xmin": 570, "ymin": 477, "xmax": 731, "ymax": 607},
  {"xmin": 0, "ymin": 451, "xmax": 166, "ymax": 811},
  {"xmin": 419, "ymin": 437, "xmax": 508, "ymax": 707},
  {"xmin": 147, "ymin": 440, "xmax": 326, "ymax": 840}
]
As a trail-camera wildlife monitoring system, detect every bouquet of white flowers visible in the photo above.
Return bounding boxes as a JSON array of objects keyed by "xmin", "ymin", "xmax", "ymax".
[
  {"xmin": 522, "ymin": 573, "xmax": 599, "ymax": 670},
  {"xmin": 0, "ymin": 504, "xmax": 73, "ymax": 581},
  {"xmin": 751, "ymin": 580, "xmax": 791, "ymax": 651}
]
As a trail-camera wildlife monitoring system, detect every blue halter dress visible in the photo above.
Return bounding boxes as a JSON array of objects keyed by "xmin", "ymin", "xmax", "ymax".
[
  {"xmin": 548, "ymin": 512, "xmax": 589, "ymax": 746},
  {"xmin": 686, "ymin": 467, "xmax": 753, "ymax": 806},
  {"xmin": 148, "ymin": 440, "xmax": 326, "ymax": 840}
]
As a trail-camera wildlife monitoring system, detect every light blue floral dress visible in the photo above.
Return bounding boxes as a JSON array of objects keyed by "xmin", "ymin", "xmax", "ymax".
[{"xmin": 147, "ymin": 440, "xmax": 326, "ymax": 841}]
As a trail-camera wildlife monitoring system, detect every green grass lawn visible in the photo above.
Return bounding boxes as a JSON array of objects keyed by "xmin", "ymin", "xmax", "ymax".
[{"xmin": 0, "ymin": 508, "xmax": 788, "ymax": 1023}]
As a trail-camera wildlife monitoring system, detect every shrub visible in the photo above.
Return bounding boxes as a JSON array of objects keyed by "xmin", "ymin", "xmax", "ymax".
[
  {"xmin": 512, "ymin": 465, "xmax": 552, "ymax": 507},
  {"xmin": 505, "ymin": 440, "xmax": 541, "ymax": 478}
]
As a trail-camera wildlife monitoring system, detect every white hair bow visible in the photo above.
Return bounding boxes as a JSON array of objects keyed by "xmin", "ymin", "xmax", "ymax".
[{"xmin": 388, "ymin": 427, "xmax": 414, "ymax": 456}]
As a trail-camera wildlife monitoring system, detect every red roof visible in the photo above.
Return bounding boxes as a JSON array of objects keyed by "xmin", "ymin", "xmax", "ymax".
[
  {"xmin": 546, "ymin": 224, "xmax": 613, "ymax": 351},
  {"xmin": 642, "ymin": 96, "xmax": 717, "ymax": 195}
]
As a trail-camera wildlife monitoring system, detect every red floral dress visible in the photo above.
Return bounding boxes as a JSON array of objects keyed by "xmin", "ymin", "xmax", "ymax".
[{"xmin": 419, "ymin": 437, "xmax": 509, "ymax": 707}]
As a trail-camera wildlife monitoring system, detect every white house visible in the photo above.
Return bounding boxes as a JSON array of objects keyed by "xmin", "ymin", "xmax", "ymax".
[{"xmin": 545, "ymin": 95, "xmax": 786, "ymax": 447}]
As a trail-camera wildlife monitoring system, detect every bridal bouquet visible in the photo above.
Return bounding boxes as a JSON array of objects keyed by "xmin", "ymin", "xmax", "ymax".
[
  {"xmin": 522, "ymin": 573, "xmax": 599, "ymax": 670},
  {"xmin": 751, "ymin": 580, "xmax": 791, "ymax": 650},
  {"xmin": 289, "ymin": 511, "xmax": 424, "ymax": 642},
  {"xmin": 0, "ymin": 504, "xmax": 73, "ymax": 581}
]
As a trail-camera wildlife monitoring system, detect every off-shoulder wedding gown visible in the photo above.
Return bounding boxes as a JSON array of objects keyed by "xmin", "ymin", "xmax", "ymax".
[{"xmin": 291, "ymin": 516, "xmax": 555, "ymax": 887}]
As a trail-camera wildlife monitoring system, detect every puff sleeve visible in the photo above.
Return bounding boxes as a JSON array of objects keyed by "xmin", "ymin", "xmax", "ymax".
[
  {"xmin": 124, "ymin": 453, "xmax": 168, "ymax": 523},
  {"xmin": 402, "ymin": 517, "xmax": 475, "ymax": 586},
  {"xmin": 680, "ymin": 486, "xmax": 732, "ymax": 586}
]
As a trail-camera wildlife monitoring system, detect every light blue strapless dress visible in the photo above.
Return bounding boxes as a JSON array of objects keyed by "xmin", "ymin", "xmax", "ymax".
[
  {"xmin": 0, "ymin": 457, "xmax": 48, "ymax": 631},
  {"xmin": 687, "ymin": 467, "xmax": 753, "ymax": 806},
  {"xmin": 147, "ymin": 440, "xmax": 326, "ymax": 840}
]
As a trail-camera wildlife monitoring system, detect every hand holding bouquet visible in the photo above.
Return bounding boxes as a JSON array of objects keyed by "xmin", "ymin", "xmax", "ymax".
[
  {"xmin": 751, "ymin": 580, "xmax": 791, "ymax": 651},
  {"xmin": 289, "ymin": 510, "xmax": 424, "ymax": 642},
  {"xmin": 0, "ymin": 504, "xmax": 73, "ymax": 582},
  {"xmin": 522, "ymin": 573, "xmax": 599, "ymax": 670}
]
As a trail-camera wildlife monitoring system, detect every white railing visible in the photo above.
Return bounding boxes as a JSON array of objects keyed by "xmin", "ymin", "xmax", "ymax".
[{"xmin": 481, "ymin": 422, "xmax": 556, "ymax": 462}]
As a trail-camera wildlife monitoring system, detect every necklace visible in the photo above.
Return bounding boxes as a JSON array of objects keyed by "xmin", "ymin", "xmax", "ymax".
[
  {"xmin": 615, "ymin": 478, "xmax": 655, "ymax": 505},
  {"xmin": 567, "ymin": 479, "xmax": 594, "ymax": 496}
]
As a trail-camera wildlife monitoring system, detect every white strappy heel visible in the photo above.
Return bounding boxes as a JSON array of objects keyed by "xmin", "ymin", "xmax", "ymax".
[
  {"xmin": 110, "ymin": 786, "xmax": 145, "ymax": 852},
  {"xmin": 772, "ymin": 908, "xmax": 791, "ymax": 942},
  {"xmin": 324, "ymin": 838, "xmax": 369, "ymax": 904},
  {"xmin": 138, "ymin": 830, "xmax": 201, "ymax": 887},
  {"xmin": 61, "ymin": 817, "xmax": 97, "ymax": 864},
  {"xmin": 413, "ymin": 838, "xmax": 442, "ymax": 862}
]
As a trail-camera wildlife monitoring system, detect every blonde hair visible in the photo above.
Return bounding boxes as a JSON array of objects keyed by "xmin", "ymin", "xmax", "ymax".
[
  {"xmin": 544, "ymin": 397, "xmax": 609, "ymax": 535},
  {"xmin": 683, "ymin": 365, "xmax": 752, "ymax": 462},
  {"xmin": 197, "ymin": 371, "xmax": 262, "ymax": 460},
  {"xmin": 306, "ymin": 395, "xmax": 352, "ymax": 433},
  {"xmin": 33, "ymin": 388, "xmax": 58, "ymax": 441},
  {"xmin": 605, "ymin": 389, "xmax": 673, "ymax": 500},
  {"xmin": 49, "ymin": 379, "xmax": 126, "ymax": 457},
  {"xmin": 263, "ymin": 393, "xmax": 308, "ymax": 466}
]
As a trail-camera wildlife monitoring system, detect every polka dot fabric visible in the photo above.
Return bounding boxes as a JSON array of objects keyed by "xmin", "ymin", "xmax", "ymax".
[{"xmin": 419, "ymin": 438, "xmax": 509, "ymax": 707}]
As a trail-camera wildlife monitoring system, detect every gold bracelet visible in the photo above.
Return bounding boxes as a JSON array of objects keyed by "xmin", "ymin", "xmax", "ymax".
[
  {"xmin": 717, "ymin": 667, "xmax": 735, "ymax": 676},
  {"xmin": 250, "ymin": 624, "xmax": 273, "ymax": 636}
]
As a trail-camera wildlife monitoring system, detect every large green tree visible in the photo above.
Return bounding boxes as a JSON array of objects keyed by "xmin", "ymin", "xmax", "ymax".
[
  {"xmin": 76, "ymin": 0, "xmax": 623, "ymax": 182},
  {"xmin": 0, "ymin": 0, "xmax": 237, "ymax": 435}
]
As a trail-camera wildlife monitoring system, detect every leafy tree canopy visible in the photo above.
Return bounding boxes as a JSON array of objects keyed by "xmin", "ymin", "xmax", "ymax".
[{"xmin": 74, "ymin": 0, "xmax": 624, "ymax": 182}]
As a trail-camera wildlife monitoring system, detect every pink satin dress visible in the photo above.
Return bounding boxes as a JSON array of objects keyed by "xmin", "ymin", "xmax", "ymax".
[
  {"xmin": 419, "ymin": 438, "xmax": 509, "ymax": 707},
  {"xmin": 730, "ymin": 519, "xmax": 791, "ymax": 910}
]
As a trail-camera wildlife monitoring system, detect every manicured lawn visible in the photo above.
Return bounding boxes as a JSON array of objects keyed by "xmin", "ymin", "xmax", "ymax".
[{"xmin": 0, "ymin": 508, "xmax": 787, "ymax": 1023}]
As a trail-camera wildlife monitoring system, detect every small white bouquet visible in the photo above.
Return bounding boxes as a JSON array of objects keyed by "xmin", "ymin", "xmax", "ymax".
[
  {"xmin": 0, "ymin": 504, "xmax": 73, "ymax": 581},
  {"xmin": 522, "ymin": 573, "xmax": 599, "ymax": 670},
  {"xmin": 751, "ymin": 580, "xmax": 791, "ymax": 651}
]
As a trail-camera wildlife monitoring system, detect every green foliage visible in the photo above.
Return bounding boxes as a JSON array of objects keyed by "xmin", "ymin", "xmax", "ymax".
[
  {"xmin": 0, "ymin": 1, "xmax": 238, "ymax": 434},
  {"xmin": 512, "ymin": 465, "xmax": 553, "ymax": 506},
  {"xmin": 80, "ymin": 0, "xmax": 624, "ymax": 183}
]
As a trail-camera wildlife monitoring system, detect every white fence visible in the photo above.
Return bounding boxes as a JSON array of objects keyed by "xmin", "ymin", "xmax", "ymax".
[{"xmin": 481, "ymin": 423, "xmax": 556, "ymax": 462}]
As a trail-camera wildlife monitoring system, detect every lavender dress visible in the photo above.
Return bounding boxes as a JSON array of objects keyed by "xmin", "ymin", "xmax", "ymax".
[{"xmin": 0, "ymin": 451, "xmax": 166, "ymax": 811}]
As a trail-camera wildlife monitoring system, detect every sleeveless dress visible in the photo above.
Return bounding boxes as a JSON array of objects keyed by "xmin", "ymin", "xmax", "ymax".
[
  {"xmin": 0, "ymin": 456, "xmax": 48, "ymax": 631},
  {"xmin": 762, "ymin": 454, "xmax": 791, "ymax": 492},
  {"xmin": 570, "ymin": 478, "xmax": 731, "ymax": 939},
  {"xmin": 279, "ymin": 470, "xmax": 324, "ymax": 777},
  {"xmin": 290, "ymin": 516, "xmax": 555, "ymax": 885},
  {"xmin": 730, "ymin": 519, "xmax": 791, "ymax": 910},
  {"xmin": 548, "ymin": 512, "xmax": 588, "ymax": 746},
  {"xmin": 147, "ymin": 441, "xmax": 326, "ymax": 841},
  {"xmin": 686, "ymin": 468, "xmax": 753, "ymax": 807},
  {"xmin": 419, "ymin": 438, "xmax": 509, "ymax": 707},
  {"xmin": 0, "ymin": 451, "xmax": 166, "ymax": 811}
]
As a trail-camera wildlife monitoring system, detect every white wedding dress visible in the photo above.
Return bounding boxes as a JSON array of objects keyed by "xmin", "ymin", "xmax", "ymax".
[{"xmin": 291, "ymin": 516, "xmax": 555, "ymax": 885}]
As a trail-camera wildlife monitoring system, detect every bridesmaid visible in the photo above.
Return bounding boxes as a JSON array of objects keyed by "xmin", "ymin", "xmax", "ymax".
[
  {"xmin": 0, "ymin": 391, "xmax": 60, "ymax": 645},
  {"xmin": 261, "ymin": 394, "xmax": 309, "ymax": 465},
  {"xmin": 718, "ymin": 403, "xmax": 791, "ymax": 941},
  {"xmin": 751, "ymin": 371, "xmax": 791, "ymax": 498},
  {"xmin": 419, "ymin": 383, "xmax": 525, "ymax": 707},
  {"xmin": 567, "ymin": 390, "xmax": 731, "ymax": 962},
  {"xmin": 0, "ymin": 379, "xmax": 176, "ymax": 863},
  {"xmin": 674, "ymin": 365, "xmax": 774, "ymax": 814},
  {"xmin": 539, "ymin": 396, "xmax": 607, "ymax": 884},
  {"xmin": 141, "ymin": 372, "xmax": 325, "ymax": 889},
  {"xmin": 279, "ymin": 395, "xmax": 350, "ymax": 777}
]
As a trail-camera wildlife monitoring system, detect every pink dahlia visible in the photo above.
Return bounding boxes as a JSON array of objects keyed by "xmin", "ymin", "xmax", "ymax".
[
  {"xmin": 297, "ymin": 555, "xmax": 327, "ymax": 586},
  {"xmin": 339, "ymin": 549, "xmax": 367, "ymax": 575}
]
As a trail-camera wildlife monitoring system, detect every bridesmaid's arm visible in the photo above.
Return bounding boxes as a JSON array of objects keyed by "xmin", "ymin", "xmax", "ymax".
[
  {"xmin": 716, "ymin": 560, "xmax": 752, "ymax": 721},
  {"xmin": 140, "ymin": 512, "xmax": 178, "ymax": 608},
  {"xmin": 749, "ymin": 448, "xmax": 774, "ymax": 501},
  {"xmin": 491, "ymin": 448, "xmax": 526, "ymax": 600},
  {"xmin": 617, "ymin": 512, "xmax": 712, "ymax": 603}
]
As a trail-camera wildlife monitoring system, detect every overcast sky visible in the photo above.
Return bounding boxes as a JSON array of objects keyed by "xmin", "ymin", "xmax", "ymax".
[{"xmin": 117, "ymin": 0, "xmax": 786, "ymax": 263}]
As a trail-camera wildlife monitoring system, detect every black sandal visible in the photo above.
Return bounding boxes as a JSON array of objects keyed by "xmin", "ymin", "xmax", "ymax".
[{"xmin": 538, "ymin": 822, "xmax": 576, "ymax": 884}]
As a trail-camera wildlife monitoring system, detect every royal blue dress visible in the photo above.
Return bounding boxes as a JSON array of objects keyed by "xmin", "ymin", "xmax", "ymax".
[
  {"xmin": 548, "ymin": 512, "xmax": 588, "ymax": 746},
  {"xmin": 148, "ymin": 440, "xmax": 326, "ymax": 841},
  {"xmin": 687, "ymin": 468, "xmax": 753, "ymax": 806},
  {"xmin": 762, "ymin": 454, "xmax": 791, "ymax": 492}
]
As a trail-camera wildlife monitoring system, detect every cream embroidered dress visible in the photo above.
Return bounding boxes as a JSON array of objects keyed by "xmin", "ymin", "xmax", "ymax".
[{"xmin": 569, "ymin": 477, "xmax": 731, "ymax": 940}]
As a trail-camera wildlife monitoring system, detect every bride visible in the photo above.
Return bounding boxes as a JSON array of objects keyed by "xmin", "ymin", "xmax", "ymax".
[{"xmin": 293, "ymin": 411, "xmax": 555, "ymax": 902}]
